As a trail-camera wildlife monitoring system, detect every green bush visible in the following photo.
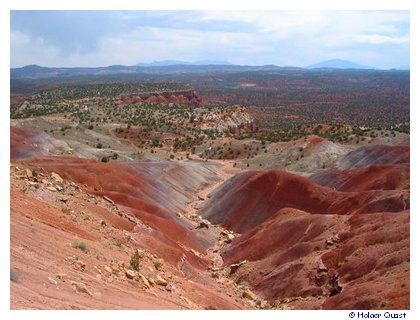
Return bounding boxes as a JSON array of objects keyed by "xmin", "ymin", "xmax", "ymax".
[
  {"xmin": 154, "ymin": 259, "xmax": 163, "ymax": 270},
  {"xmin": 72, "ymin": 240, "xmax": 89, "ymax": 253},
  {"xmin": 130, "ymin": 250, "xmax": 142, "ymax": 271}
]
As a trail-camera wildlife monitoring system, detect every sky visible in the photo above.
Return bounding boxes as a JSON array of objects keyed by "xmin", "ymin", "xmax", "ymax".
[{"xmin": 10, "ymin": 10, "xmax": 410, "ymax": 69}]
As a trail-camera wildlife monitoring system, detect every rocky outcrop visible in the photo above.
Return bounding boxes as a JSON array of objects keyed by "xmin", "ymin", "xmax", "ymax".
[{"xmin": 197, "ymin": 106, "xmax": 257, "ymax": 134}]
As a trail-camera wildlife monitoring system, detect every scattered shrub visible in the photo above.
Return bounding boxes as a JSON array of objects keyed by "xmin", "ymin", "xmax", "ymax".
[
  {"xmin": 72, "ymin": 240, "xmax": 89, "ymax": 253},
  {"xmin": 130, "ymin": 250, "xmax": 142, "ymax": 271}
]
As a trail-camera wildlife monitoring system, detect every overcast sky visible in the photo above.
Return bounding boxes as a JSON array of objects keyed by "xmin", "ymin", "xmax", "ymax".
[{"xmin": 10, "ymin": 10, "xmax": 410, "ymax": 69}]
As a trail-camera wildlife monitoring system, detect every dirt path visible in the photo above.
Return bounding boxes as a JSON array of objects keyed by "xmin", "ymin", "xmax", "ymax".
[
  {"xmin": 183, "ymin": 159, "xmax": 239, "ymax": 219},
  {"xmin": 175, "ymin": 160, "xmax": 266, "ymax": 309}
]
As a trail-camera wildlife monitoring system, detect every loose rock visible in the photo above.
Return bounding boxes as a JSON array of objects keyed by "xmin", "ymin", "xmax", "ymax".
[
  {"xmin": 138, "ymin": 273, "xmax": 151, "ymax": 289},
  {"xmin": 125, "ymin": 269, "xmax": 137, "ymax": 280},
  {"xmin": 196, "ymin": 221, "xmax": 210, "ymax": 229},
  {"xmin": 72, "ymin": 281, "xmax": 92, "ymax": 296},
  {"xmin": 242, "ymin": 289, "xmax": 257, "ymax": 300},
  {"xmin": 48, "ymin": 277, "xmax": 58, "ymax": 285},
  {"xmin": 72, "ymin": 260, "xmax": 86, "ymax": 272},
  {"xmin": 165, "ymin": 284, "xmax": 175, "ymax": 292},
  {"xmin": 155, "ymin": 275, "xmax": 167, "ymax": 286},
  {"xmin": 56, "ymin": 273, "xmax": 67, "ymax": 282},
  {"xmin": 103, "ymin": 195, "xmax": 114, "ymax": 204},
  {"xmin": 148, "ymin": 277, "xmax": 155, "ymax": 286},
  {"xmin": 51, "ymin": 172, "xmax": 64, "ymax": 183},
  {"xmin": 230, "ymin": 260, "xmax": 247, "ymax": 275},
  {"xmin": 317, "ymin": 261, "xmax": 328, "ymax": 273},
  {"xmin": 25, "ymin": 168, "xmax": 33, "ymax": 179},
  {"xmin": 104, "ymin": 266, "xmax": 113, "ymax": 274}
]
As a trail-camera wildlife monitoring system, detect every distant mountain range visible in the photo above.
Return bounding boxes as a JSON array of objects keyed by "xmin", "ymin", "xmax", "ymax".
[
  {"xmin": 307, "ymin": 59, "xmax": 373, "ymax": 69},
  {"xmin": 11, "ymin": 59, "xmax": 408, "ymax": 79},
  {"xmin": 10, "ymin": 64, "xmax": 295, "ymax": 79},
  {"xmin": 136, "ymin": 60, "xmax": 233, "ymax": 66}
]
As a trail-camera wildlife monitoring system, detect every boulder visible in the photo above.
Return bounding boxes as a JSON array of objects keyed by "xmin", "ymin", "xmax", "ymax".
[
  {"xmin": 196, "ymin": 221, "xmax": 210, "ymax": 229},
  {"xmin": 25, "ymin": 168, "xmax": 33, "ymax": 179},
  {"xmin": 138, "ymin": 273, "xmax": 151, "ymax": 289},
  {"xmin": 51, "ymin": 172, "xmax": 64, "ymax": 183},
  {"xmin": 155, "ymin": 275, "xmax": 167, "ymax": 286},
  {"xmin": 242, "ymin": 289, "xmax": 257, "ymax": 300},
  {"xmin": 125, "ymin": 269, "xmax": 137, "ymax": 280},
  {"xmin": 103, "ymin": 195, "xmax": 114, "ymax": 204},
  {"xmin": 104, "ymin": 266, "xmax": 113, "ymax": 274},
  {"xmin": 230, "ymin": 260, "xmax": 247, "ymax": 275}
]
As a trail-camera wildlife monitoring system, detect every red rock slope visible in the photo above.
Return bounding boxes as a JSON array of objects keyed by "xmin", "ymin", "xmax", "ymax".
[
  {"xmin": 10, "ymin": 166, "xmax": 242, "ymax": 310},
  {"xmin": 198, "ymin": 169, "xmax": 408, "ymax": 234},
  {"xmin": 336, "ymin": 145, "xmax": 409, "ymax": 170},
  {"xmin": 199, "ymin": 144, "xmax": 409, "ymax": 309},
  {"xmin": 310, "ymin": 164, "xmax": 410, "ymax": 192}
]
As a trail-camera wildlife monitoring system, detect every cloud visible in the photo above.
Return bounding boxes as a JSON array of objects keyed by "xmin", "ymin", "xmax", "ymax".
[
  {"xmin": 352, "ymin": 34, "xmax": 409, "ymax": 45},
  {"xmin": 11, "ymin": 30, "xmax": 61, "ymax": 67},
  {"xmin": 10, "ymin": 10, "xmax": 410, "ymax": 69}
]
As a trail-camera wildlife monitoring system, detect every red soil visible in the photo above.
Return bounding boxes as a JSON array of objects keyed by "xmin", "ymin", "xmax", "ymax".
[
  {"xmin": 10, "ymin": 182, "xmax": 242, "ymax": 310},
  {"xmin": 321, "ymin": 211, "xmax": 409, "ymax": 309},
  {"xmin": 200, "ymin": 144, "xmax": 409, "ymax": 309},
  {"xmin": 10, "ymin": 188, "xmax": 183, "ymax": 309},
  {"xmin": 222, "ymin": 208, "xmax": 347, "ymax": 303},
  {"xmin": 311, "ymin": 164, "xmax": 410, "ymax": 192},
  {"xmin": 18, "ymin": 156, "xmax": 214, "ymax": 260},
  {"xmin": 199, "ymin": 169, "xmax": 408, "ymax": 233},
  {"xmin": 10, "ymin": 126, "xmax": 50, "ymax": 159},
  {"xmin": 11, "ymin": 187, "xmax": 98, "ymax": 241},
  {"xmin": 10, "ymin": 125, "xmax": 410, "ymax": 310},
  {"xmin": 221, "ymin": 208, "xmax": 409, "ymax": 309}
]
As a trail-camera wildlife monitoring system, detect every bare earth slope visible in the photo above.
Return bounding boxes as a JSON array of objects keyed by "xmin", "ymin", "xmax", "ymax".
[
  {"xmin": 336, "ymin": 145, "xmax": 409, "ymax": 170},
  {"xmin": 220, "ymin": 208, "xmax": 409, "ymax": 309},
  {"xmin": 10, "ymin": 126, "xmax": 251, "ymax": 310},
  {"xmin": 310, "ymin": 164, "xmax": 410, "ymax": 192},
  {"xmin": 198, "ymin": 169, "xmax": 408, "ymax": 234},
  {"xmin": 197, "ymin": 144, "xmax": 409, "ymax": 309},
  {"xmin": 10, "ymin": 125, "xmax": 410, "ymax": 310},
  {"xmin": 11, "ymin": 126, "xmax": 70, "ymax": 159},
  {"xmin": 10, "ymin": 169, "xmax": 244, "ymax": 310},
  {"xmin": 310, "ymin": 144, "xmax": 410, "ymax": 192}
]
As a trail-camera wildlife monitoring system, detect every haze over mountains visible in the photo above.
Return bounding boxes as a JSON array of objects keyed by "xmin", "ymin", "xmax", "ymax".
[
  {"xmin": 136, "ymin": 60, "xmax": 233, "ymax": 66},
  {"xmin": 307, "ymin": 59, "xmax": 373, "ymax": 69},
  {"xmin": 10, "ymin": 59, "xmax": 409, "ymax": 80}
]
